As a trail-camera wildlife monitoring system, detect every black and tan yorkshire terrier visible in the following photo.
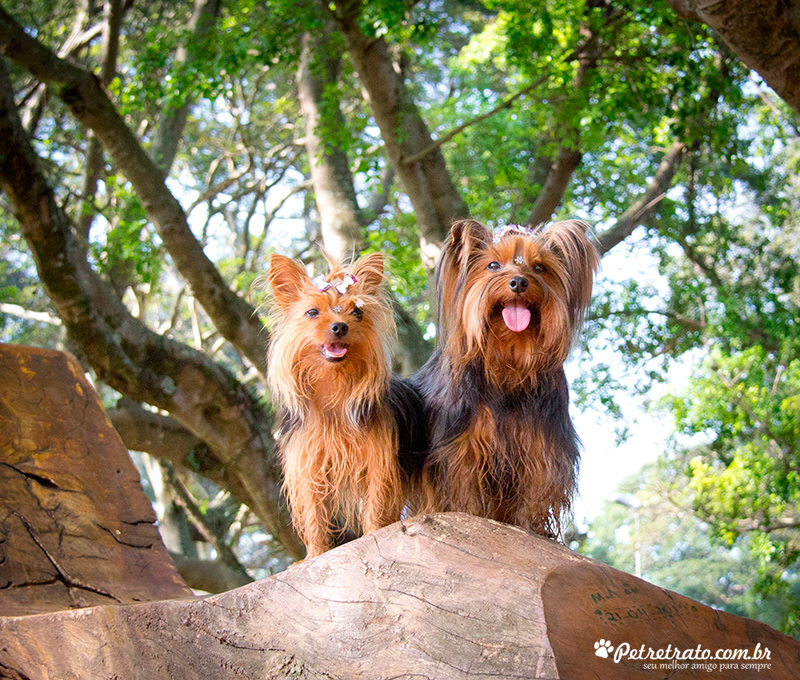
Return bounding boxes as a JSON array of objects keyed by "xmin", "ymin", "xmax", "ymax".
[
  {"xmin": 267, "ymin": 251, "xmax": 425, "ymax": 558},
  {"xmin": 411, "ymin": 219, "xmax": 599, "ymax": 539}
]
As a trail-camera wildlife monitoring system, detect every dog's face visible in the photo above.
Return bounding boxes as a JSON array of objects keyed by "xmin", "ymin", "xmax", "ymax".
[
  {"xmin": 267, "ymin": 252, "xmax": 393, "ymax": 409},
  {"xmin": 274, "ymin": 282, "xmax": 370, "ymax": 366},
  {"xmin": 437, "ymin": 220, "xmax": 599, "ymax": 385}
]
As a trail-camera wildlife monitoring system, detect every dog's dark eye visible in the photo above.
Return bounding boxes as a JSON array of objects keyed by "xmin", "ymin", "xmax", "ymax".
[
  {"xmin": 487, "ymin": 261, "xmax": 502, "ymax": 271},
  {"xmin": 532, "ymin": 263, "xmax": 546, "ymax": 273},
  {"xmin": 305, "ymin": 308, "xmax": 319, "ymax": 318},
  {"xmin": 352, "ymin": 307, "xmax": 363, "ymax": 321}
]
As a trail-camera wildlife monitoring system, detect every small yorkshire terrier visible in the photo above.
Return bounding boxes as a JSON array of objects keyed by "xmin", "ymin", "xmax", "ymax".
[
  {"xmin": 267, "ymin": 251, "xmax": 425, "ymax": 558},
  {"xmin": 411, "ymin": 219, "xmax": 599, "ymax": 538}
]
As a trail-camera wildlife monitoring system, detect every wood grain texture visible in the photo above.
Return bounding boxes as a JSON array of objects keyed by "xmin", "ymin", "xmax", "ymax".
[
  {"xmin": 543, "ymin": 560, "xmax": 798, "ymax": 678},
  {"xmin": 1, "ymin": 513, "xmax": 798, "ymax": 679},
  {"xmin": 0, "ymin": 343, "xmax": 191, "ymax": 616}
]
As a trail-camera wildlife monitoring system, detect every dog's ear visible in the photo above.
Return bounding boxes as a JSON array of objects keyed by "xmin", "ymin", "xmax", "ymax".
[
  {"xmin": 541, "ymin": 220, "xmax": 600, "ymax": 324},
  {"xmin": 448, "ymin": 219, "xmax": 492, "ymax": 269},
  {"xmin": 350, "ymin": 251, "xmax": 385, "ymax": 296},
  {"xmin": 268, "ymin": 254, "xmax": 310, "ymax": 309},
  {"xmin": 434, "ymin": 220, "xmax": 491, "ymax": 340}
]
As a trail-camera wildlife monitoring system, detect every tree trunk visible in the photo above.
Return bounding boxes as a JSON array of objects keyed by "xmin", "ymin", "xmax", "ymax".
[
  {"xmin": 140, "ymin": 454, "xmax": 195, "ymax": 557},
  {"xmin": 326, "ymin": 1, "xmax": 469, "ymax": 272},
  {"xmin": 298, "ymin": 30, "xmax": 365, "ymax": 262},
  {"xmin": 391, "ymin": 296, "xmax": 432, "ymax": 375},
  {"xmin": 1, "ymin": 349, "xmax": 796, "ymax": 677},
  {"xmin": 528, "ymin": 145, "xmax": 583, "ymax": 226},
  {"xmin": 77, "ymin": 0, "xmax": 122, "ymax": 241},
  {"xmin": 0, "ymin": 69, "xmax": 303, "ymax": 559},
  {"xmin": 667, "ymin": 0, "xmax": 800, "ymax": 115},
  {"xmin": 1, "ymin": 512, "xmax": 797, "ymax": 679},
  {"xmin": 296, "ymin": 26, "xmax": 430, "ymax": 371},
  {"xmin": 527, "ymin": 4, "xmax": 605, "ymax": 227},
  {"xmin": 150, "ymin": 0, "xmax": 222, "ymax": 176}
]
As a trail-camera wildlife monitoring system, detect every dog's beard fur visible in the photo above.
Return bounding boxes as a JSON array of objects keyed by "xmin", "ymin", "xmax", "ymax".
[
  {"xmin": 412, "ymin": 219, "xmax": 599, "ymax": 538},
  {"xmin": 266, "ymin": 252, "xmax": 410, "ymax": 558}
]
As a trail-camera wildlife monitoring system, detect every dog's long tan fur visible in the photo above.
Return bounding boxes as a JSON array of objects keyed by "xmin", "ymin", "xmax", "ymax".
[{"xmin": 267, "ymin": 253, "xmax": 404, "ymax": 557}]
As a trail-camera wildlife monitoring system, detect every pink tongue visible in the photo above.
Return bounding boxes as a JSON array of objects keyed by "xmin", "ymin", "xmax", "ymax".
[
  {"xmin": 502, "ymin": 302, "xmax": 531, "ymax": 332},
  {"xmin": 324, "ymin": 344, "xmax": 348, "ymax": 358}
]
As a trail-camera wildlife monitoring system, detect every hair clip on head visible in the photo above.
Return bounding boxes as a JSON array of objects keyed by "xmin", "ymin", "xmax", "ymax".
[
  {"xmin": 335, "ymin": 273, "xmax": 357, "ymax": 295},
  {"xmin": 313, "ymin": 275, "xmax": 332, "ymax": 292},
  {"xmin": 493, "ymin": 224, "xmax": 535, "ymax": 243},
  {"xmin": 313, "ymin": 272, "xmax": 357, "ymax": 295}
]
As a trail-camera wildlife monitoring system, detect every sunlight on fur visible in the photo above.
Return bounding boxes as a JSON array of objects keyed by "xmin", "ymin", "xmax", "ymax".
[
  {"xmin": 411, "ymin": 220, "xmax": 600, "ymax": 538},
  {"xmin": 266, "ymin": 252, "xmax": 412, "ymax": 558}
]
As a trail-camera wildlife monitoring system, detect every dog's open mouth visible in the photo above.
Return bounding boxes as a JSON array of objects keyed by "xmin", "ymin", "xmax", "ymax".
[
  {"xmin": 501, "ymin": 300, "xmax": 532, "ymax": 332},
  {"xmin": 321, "ymin": 343, "xmax": 348, "ymax": 361}
]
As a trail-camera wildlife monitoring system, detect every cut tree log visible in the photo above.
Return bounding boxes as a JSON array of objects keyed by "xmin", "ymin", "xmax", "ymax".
[
  {"xmin": 0, "ymin": 343, "xmax": 191, "ymax": 616},
  {"xmin": 1, "ymin": 343, "xmax": 798, "ymax": 678},
  {"xmin": 1, "ymin": 513, "xmax": 798, "ymax": 679}
]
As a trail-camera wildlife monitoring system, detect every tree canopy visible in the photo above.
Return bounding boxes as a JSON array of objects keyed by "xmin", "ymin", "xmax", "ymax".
[{"xmin": 0, "ymin": 0, "xmax": 798, "ymax": 630}]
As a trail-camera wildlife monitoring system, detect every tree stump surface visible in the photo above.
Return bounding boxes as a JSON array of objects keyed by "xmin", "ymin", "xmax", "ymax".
[
  {"xmin": 0, "ymin": 343, "xmax": 191, "ymax": 616},
  {"xmin": 1, "ymin": 513, "xmax": 798, "ymax": 679}
]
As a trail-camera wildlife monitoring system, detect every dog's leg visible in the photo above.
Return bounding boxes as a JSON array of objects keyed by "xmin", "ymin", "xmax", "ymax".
[
  {"xmin": 283, "ymin": 442, "xmax": 332, "ymax": 558},
  {"xmin": 359, "ymin": 433, "xmax": 403, "ymax": 533},
  {"xmin": 293, "ymin": 479, "xmax": 331, "ymax": 558}
]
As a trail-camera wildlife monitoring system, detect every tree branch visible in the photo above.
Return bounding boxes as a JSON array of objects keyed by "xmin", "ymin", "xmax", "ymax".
[
  {"xmin": 0, "ymin": 59, "xmax": 302, "ymax": 559},
  {"xmin": 596, "ymin": 141, "xmax": 686, "ymax": 255},
  {"xmin": 150, "ymin": 0, "xmax": 222, "ymax": 176},
  {"xmin": 77, "ymin": 0, "xmax": 123, "ymax": 240},
  {"xmin": 526, "ymin": 6, "xmax": 611, "ymax": 225},
  {"xmin": 390, "ymin": 295, "xmax": 432, "ymax": 375},
  {"xmin": 108, "ymin": 399, "xmax": 226, "ymax": 481},
  {"xmin": 359, "ymin": 165, "xmax": 395, "ymax": 226},
  {"xmin": 587, "ymin": 307, "xmax": 705, "ymax": 332},
  {"xmin": 0, "ymin": 303, "xmax": 62, "ymax": 326},
  {"xmin": 167, "ymin": 465, "xmax": 253, "ymax": 586},
  {"xmin": 0, "ymin": 6, "xmax": 268, "ymax": 374},
  {"xmin": 325, "ymin": 0, "xmax": 468, "ymax": 273},
  {"xmin": 403, "ymin": 26, "xmax": 604, "ymax": 172},
  {"xmin": 528, "ymin": 146, "xmax": 582, "ymax": 226},
  {"xmin": 402, "ymin": 74, "xmax": 552, "ymax": 167},
  {"xmin": 740, "ymin": 517, "xmax": 800, "ymax": 533},
  {"xmin": 672, "ymin": 230, "xmax": 724, "ymax": 289},
  {"xmin": 22, "ymin": 1, "xmax": 94, "ymax": 131},
  {"xmin": 713, "ymin": 366, "xmax": 795, "ymax": 456},
  {"xmin": 170, "ymin": 553, "xmax": 253, "ymax": 593}
]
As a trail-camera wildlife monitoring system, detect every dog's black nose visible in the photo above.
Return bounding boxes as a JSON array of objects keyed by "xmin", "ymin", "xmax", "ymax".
[
  {"xmin": 330, "ymin": 322, "xmax": 349, "ymax": 337},
  {"xmin": 509, "ymin": 276, "xmax": 529, "ymax": 294}
]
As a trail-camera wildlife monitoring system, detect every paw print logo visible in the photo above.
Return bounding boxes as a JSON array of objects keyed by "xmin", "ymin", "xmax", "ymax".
[{"xmin": 594, "ymin": 639, "xmax": 614, "ymax": 658}]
